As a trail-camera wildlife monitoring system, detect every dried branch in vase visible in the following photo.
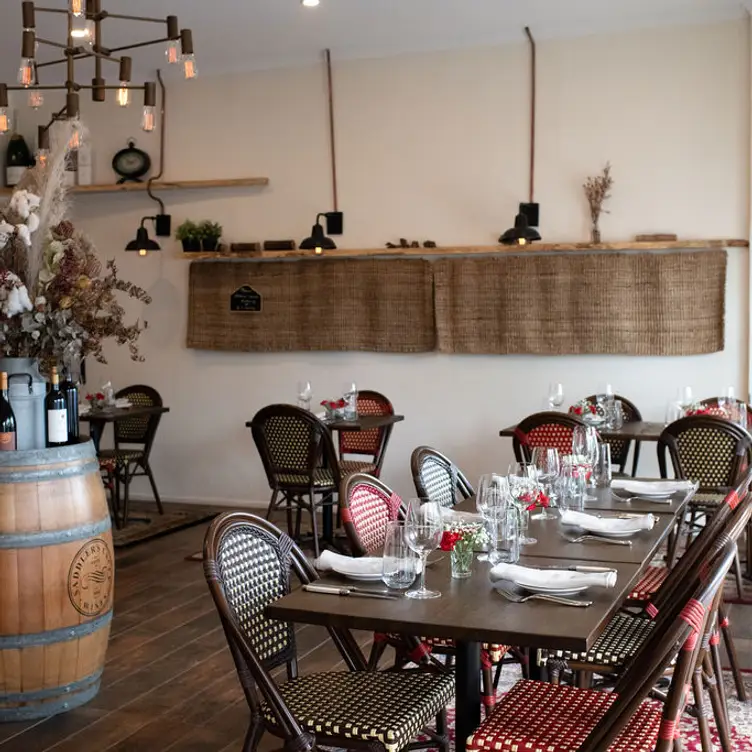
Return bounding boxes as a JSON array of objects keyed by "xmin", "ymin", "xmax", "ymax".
[{"xmin": 583, "ymin": 162, "xmax": 614, "ymax": 244}]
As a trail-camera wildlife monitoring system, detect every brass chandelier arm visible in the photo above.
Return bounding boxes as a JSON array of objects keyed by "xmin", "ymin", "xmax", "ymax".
[
  {"xmin": 107, "ymin": 38, "xmax": 171, "ymax": 54},
  {"xmin": 36, "ymin": 37, "xmax": 70, "ymax": 50},
  {"xmin": 103, "ymin": 13, "xmax": 169, "ymax": 24}
]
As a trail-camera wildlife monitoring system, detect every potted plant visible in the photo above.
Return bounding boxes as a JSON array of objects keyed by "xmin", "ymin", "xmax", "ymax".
[
  {"xmin": 175, "ymin": 220, "xmax": 201, "ymax": 252},
  {"xmin": 199, "ymin": 220, "xmax": 222, "ymax": 252}
]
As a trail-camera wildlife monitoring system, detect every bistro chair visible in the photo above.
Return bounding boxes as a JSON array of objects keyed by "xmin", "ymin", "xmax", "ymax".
[
  {"xmin": 465, "ymin": 539, "xmax": 737, "ymax": 752},
  {"xmin": 338, "ymin": 390, "xmax": 395, "ymax": 477},
  {"xmin": 511, "ymin": 411, "xmax": 587, "ymax": 463},
  {"xmin": 698, "ymin": 396, "xmax": 752, "ymax": 424},
  {"xmin": 411, "ymin": 446, "xmax": 473, "ymax": 507},
  {"xmin": 339, "ymin": 473, "xmax": 526, "ymax": 715},
  {"xmin": 582, "ymin": 393, "xmax": 643, "ymax": 476},
  {"xmin": 203, "ymin": 511, "xmax": 453, "ymax": 752},
  {"xmin": 249, "ymin": 404, "xmax": 341, "ymax": 559},
  {"xmin": 658, "ymin": 414, "xmax": 752, "ymax": 599},
  {"xmin": 97, "ymin": 384, "xmax": 164, "ymax": 528}
]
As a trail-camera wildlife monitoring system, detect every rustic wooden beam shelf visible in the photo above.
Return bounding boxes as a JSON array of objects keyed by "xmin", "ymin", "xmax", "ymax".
[
  {"xmin": 0, "ymin": 177, "xmax": 269, "ymax": 196},
  {"xmin": 180, "ymin": 238, "xmax": 748, "ymax": 261}
]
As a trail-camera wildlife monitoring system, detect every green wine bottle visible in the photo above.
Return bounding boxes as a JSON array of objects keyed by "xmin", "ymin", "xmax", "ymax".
[{"xmin": 5, "ymin": 133, "xmax": 32, "ymax": 187}]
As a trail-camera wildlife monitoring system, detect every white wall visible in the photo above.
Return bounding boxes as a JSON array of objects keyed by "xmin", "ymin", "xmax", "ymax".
[{"xmin": 17, "ymin": 19, "xmax": 752, "ymax": 505}]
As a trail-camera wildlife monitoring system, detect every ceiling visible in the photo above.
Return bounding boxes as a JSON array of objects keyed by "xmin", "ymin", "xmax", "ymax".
[{"xmin": 0, "ymin": 0, "xmax": 747, "ymax": 82}]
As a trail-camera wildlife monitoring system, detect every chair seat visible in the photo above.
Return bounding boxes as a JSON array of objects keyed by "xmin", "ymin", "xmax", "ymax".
[
  {"xmin": 273, "ymin": 469, "xmax": 336, "ymax": 488},
  {"xmin": 549, "ymin": 612, "xmax": 656, "ymax": 667},
  {"xmin": 339, "ymin": 460, "xmax": 377, "ymax": 475},
  {"xmin": 98, "ymin": 448, "xmax": 145, "ymax": 468},
  {"xmin": 261, "ymin": 669, "xmax": 454, "ymax": 752},
  {"xmin": 689, "ymin": 492, "xmax": 727, "ymax": 507},
  {"xmin": 466, "ymin": 679, "xmax": 662, "ymax": 752},
  {"xmin": 627, "ymin": 565, "xmax": 667, "ymax": 601}
]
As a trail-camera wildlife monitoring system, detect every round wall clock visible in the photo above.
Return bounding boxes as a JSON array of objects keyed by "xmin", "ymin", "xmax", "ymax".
[{"xmin": 112, "ymin": 140, "xmax": 151, "ymax": 183}]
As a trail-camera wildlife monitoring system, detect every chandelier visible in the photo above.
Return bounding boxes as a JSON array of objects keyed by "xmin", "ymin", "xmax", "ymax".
[{"xmin": 0, "ymin": 0, "xmax": 197, "ymax": 138}]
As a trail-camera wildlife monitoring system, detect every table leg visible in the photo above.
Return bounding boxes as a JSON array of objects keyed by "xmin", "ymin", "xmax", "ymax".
[
  {"xmin": 88, "ymin": 420, "xmax": 105, "ymax": 453},
  {"xmin": 455, "ymin": 641, "xmax": 481, "ymax": 752},
  {"xmin": 322, "ymin": 494, "xmax": 334, "ymax": 544}
]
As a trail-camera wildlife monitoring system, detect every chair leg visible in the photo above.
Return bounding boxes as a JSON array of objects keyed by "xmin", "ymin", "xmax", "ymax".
[
  {"xmin": 481, "ymin": 656, "xmax": 495, "ymax": 717},
  {"xmin": 691, "ymin": 668, "xmax": 713, "ymax": 752},
  {"xmin": 719, "ymin": 605, "xmax": 747, "ymax": 701},
  {"xmin": 733, "ymin": 551, "xmax": 744, "ymax": 600},
  {"xmin": 266, "ymin": 489, "xmax": 279, "ymax": 520},
  {"xmin": 285, "ymin": 496, "xmax": 294, "ymax": 537},
  {"xmin": 241, "ymin": 718, "xmax": 264, "ymax": 752},
  {"xmin": 144, "ymin": 463, "xmax": 164, "ymax": 515},
  {"xmin": 436, "ymin": 708, "xmax": 449, "ymax": 752},
  {"xmin": 120, "ymin": 466, "xmax": 132, "ymax": 528},
  {"xmin": 367, "ymin": 636, "xmax": 389, "ymax": 670},
  {"xmin": 309, "ymin": 497, "xmax": 321, "ymax": 559},
  {"xmin": 703, "ymin": 653, "xmax": 732, "ymax": 752},
  {"xmin": 710, "ymin": 633, "xmax": 730, "ymax": 724},
  {"xmin": 666, "ymin": 514, "xmax": 685, "ymax": 568}
]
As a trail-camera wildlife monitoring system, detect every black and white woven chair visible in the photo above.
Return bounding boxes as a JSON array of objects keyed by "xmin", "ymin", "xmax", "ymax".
[
  {"xmin": 203, "ymin": 511, "xmax": 453, "ymax": 752},
  {"xmin": 411, "ymin": 446, "xmax": 473, "ymax": 508}
]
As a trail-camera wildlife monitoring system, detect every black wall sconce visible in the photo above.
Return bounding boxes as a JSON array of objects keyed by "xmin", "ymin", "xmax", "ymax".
[{"xmin": 300, "ymin": 211, "xmax": 343, "ymax": 255}]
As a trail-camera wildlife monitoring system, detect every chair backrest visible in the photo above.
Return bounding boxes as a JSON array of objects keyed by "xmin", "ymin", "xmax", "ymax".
[
  {"xmin": 250, "ymin": 404, "xmax": 341, "ymax": 490},
  {"xmin": 339, "ymin": 391, "xmax": 394, "ymax": 471},
  {"xmin": 411, "ymin": 445, "xmax": 473, "ymax": 508},
  {"xmin": 340, "ymin": 473, "xmax": 404, "ymax": 556},
  {"xmin": 203, "ymin": 512, "xmax": 362, "ymax": 743},
  {"xmin": 114, "ymin": 385, "xmax": 163, "ymax": 452},
  {"xmin": 698, "ymin": 396, "xmax": 752, "ymax": 424},
  {"xmin": 582, "ymin": 394, "xmax": 642, "ymax": 472},
  {"xmin": 581, "ymin": 538, "xmax": 738, "ymax": 752},
  {"xmin": 512, "ymin": 411, "xmax": 587, "ymax": 463},
  {"xmin": 658, "ymin": 415, "xmax": 752, "ymax": 490}
]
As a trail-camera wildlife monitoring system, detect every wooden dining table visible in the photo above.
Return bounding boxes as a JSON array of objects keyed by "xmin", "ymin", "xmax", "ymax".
[
  {"xmin": 80, "ymin": 405, "xmax": 171, "ymax": 452},
  {"xmin": 267, "ymin": 494, "xmax": 683, "ymax": 752},
  {"xmin": 499, "ymin": 420, "xmax": 667, "ymax": 443}
]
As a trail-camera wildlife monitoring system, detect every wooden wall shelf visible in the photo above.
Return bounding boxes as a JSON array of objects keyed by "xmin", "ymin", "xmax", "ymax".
[
  {"xmin": 0, "ymin": 177, "xmax": 269, "ymax": 196},
  {"xmin": 180, "ymin": 238, "xmax": 749, "ymax": 261}
]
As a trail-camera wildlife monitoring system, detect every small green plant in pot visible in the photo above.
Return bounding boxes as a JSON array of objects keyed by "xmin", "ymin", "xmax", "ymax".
[
  {"xmin": 176, "ymin": 220, "xmax": 202, "ymax": 252},
  {"xmin": 199, "ymin": 220, "xmax": 223, "ymax": 252}
]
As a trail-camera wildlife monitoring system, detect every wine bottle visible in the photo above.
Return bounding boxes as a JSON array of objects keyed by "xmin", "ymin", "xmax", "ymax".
[
  {"xmin": 0, "ymin": 372, "xmax": 17, "ymax": 451},
  {"xmin": 60, "ymin": 368, "xmax": 79, "ymax": 444},
  {"xmin": 5, "ymin": 133, "xmax": 33, "ymax": 187},
  {"xmin": 45, "ymin": 367, "xmax": 69, "ymax": 448}
]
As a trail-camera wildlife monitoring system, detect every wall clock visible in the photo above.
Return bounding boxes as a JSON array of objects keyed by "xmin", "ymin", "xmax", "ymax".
[{"xmin": 112, "ymin": 140, "xmax": 151, "ymax": 183}]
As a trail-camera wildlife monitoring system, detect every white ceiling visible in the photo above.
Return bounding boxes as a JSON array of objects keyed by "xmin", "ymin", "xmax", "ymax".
[{"xmin": 0, "ymin": 0, "xmax": 747, "ymax": 83}]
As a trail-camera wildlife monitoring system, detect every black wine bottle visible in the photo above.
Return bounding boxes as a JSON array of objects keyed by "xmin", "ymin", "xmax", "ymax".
[
  {"xmin": 0, "ymin": 372, "xmax": 17, "ymax": 451},
  {"xmin": 45, "ymin": 367, "xmax": 69, "ymax": 448},
  {"xmin": 5, "ymin": 134, "xmax": 33, "ymax": 187},
  {"xmin": 60, "ymin": 368, "xmax": 79, "ymax": 444}
]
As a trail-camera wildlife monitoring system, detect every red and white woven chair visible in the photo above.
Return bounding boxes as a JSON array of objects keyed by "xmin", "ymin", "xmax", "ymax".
[
  {"xmin": 465, "ymin": 539, "xmax": 737, "ymax": 752},
  {"xmin": 338, "ymin": 390, "xmax": 395, "ymax": 477},
  {"xmin": 340, "ymin": 473, "xmax": 527, "ymax": 715},
  {"xmin": 511, "ymin": 411, "xmax": 588, "ymax": 463}
]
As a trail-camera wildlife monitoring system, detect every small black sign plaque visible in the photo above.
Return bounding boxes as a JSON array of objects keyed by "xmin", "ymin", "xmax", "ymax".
[{"xmin": 230, "ymin": 285, "xmax": 262, "ymax": 313}]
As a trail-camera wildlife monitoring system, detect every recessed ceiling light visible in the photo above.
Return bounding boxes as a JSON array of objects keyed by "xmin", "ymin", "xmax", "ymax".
[{"xmin": 302, "ymin": 0, "xmax": 320, "ymax": 7}]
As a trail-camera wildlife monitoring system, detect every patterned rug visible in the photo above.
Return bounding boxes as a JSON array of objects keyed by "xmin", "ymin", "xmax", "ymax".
[
  {"xmin": 440, "ymin": 668, "xmax": 752, "ymax": 751},
  {"xmin": 112, "ymin": 507, "xmax": 218, "ymax": 548}
]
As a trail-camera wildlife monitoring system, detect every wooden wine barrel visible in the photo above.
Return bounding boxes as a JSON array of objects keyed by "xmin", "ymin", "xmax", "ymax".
[{"xmin": 0, "ymin": 440, "xmax": 113, "ymax": 721}]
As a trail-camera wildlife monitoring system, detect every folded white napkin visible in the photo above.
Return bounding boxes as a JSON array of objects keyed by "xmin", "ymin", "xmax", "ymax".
[
  {"xmin": 78, "ymin": 405, "xmax": 91, "ymax": 416},
  {"xmin": 611, "ymin": 479, "xmax": 693, "ymax": 496},
  {"xmin": 115, "ymin": 398, "xmax": 132, "ymax": 409},
  {"xmin": 489, "ymin": 562, "xmax": 616, "ymax": 589},
  {"xmin": 560, "ymin": 510, "xmax": 655, "ymax": 534},
  {"xmin": 314, "ymin": 550, "xmax": 383, "ymax": 576},
  {"xmin": 440, "ymin": 508, "xmax": 483, "ymax": 524}
]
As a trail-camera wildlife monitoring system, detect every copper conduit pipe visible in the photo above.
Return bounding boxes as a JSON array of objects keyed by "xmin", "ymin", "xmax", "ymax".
[
  {"xmin": 325, "ymin": 49, "xmax": 338, "ymax": 212},
  {"xmin": 524, "ymin": 26, "xmax": 536, "ymax": 205}
]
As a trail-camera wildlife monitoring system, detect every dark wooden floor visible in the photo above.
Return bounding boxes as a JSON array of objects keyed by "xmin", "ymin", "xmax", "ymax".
[{"xmin": 1, "ymin": 508, "xmax": 750, "ymax": 752}]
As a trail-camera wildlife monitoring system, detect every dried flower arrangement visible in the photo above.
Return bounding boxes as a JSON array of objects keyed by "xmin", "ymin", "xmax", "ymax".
[
  {"xmin": 583, "ymin": 162, "xmax": 614, "ymax": 244},
  {"xmin": 0, "ymin": 122, "xmax": 150, "ymax": 366}
]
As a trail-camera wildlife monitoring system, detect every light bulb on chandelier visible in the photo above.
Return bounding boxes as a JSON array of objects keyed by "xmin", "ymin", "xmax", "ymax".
[
  {"xmin": 28, "ymin": 89, "xmax": 43, "ymax": 109},
  {"xmin": 69, "ymin": 0, "xmax": 84, "ymax": 16},
  {"xmin": 180, "ymin": 30, "xmax": 198, "ymax": 80},
  {"xmin": 116, "ymin": 56, "xmax": 132, "ymax": 108},
  {"xmin": 142, "ymin": 82, "xmax": 157, "ymax": 133},
  {"xmin": 166, "ymin": 16, "xmax": 180, "ymax": 64},
  {"xmin": 0, "ymin": 85, "xmax": 10, "ymax": 135}
]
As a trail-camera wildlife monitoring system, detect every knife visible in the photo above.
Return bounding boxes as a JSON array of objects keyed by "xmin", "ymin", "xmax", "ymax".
[
  {"xmin": 539, "ymin": 565, "xmax": 617, "ymax": 574},
  {"xmin": 303, "ymin": 584, "xmax": 400, "ymax": 600}
]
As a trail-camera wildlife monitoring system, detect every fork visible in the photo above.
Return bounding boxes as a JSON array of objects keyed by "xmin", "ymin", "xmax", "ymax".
[
  {"xmin": 495, "ymin": 586, "xmax": 592, "ymax": 608},
  {"xmin": 562, "ymin": 533, "xmax": 632, "ymax": 547}
]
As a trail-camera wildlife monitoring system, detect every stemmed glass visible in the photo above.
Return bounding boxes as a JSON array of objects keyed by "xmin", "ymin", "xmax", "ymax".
[
  {"xmin": 677, "ymin": 386, "xmax": 693, "ymax": 411},
  {"xmin": 530, "ymin": 447, "xmax": 559, "ymax": 520},
  {"xmin": 572, "ymin": 426, "xmax": 598, "ymax": 502},
  {"xmin": 547, "ymin": 383, "xmax": 564, "ymax": 410},
  {"xmin": 296, "ymin": 381, "xmax": 312, "ymax": 411},
  {"xmin": 404, "ymin": 499, "xmax": 443, "ymax": 599},
  {"xmin": 506, "ymin": 463, "xmax": 538, "ymax": 545},
  {"xmin": 476, "ymin": 474, "xmax": 509, "ymax": 561}
]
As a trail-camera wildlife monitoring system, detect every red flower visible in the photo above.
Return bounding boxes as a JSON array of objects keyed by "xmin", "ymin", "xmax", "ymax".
[
  {"xmin": 572, "ymin": 405, "xmax": 583, "ymax": 416},
  {"xmin": 589, "ymin": 404, "xmax": 597, "ymax": 415},
  {"xmin": 335, "ymin": 398, "xmax": 347, "ymax": 409},
  {"xmin": 440, "ymin": 531, "xmax": 462, "ymax": 551},
  {"xmin": 525, "ymin": 490, "xmax": 549, "ymax": 511},
  {"xmin": 85, "ymin": 393, "xmax": 93, "ymax": 401},
  {"xmin": 96, "ymin": 392, "xmax": 105, "ymax": 401}
]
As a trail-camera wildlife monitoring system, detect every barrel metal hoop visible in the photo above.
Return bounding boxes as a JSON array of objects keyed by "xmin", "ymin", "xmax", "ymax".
[
  {"xmin": 0, "ymin": 458, "xmax": 100, "ymax": 483},
  {"xmin": 0, "ymin": 668, "xmax": 103, "ymax": 703},
  {"xmin": 0, "ymin": 610, "xmax": 112, "ymax": 649},
  {"xmin": 0, "ymin": 681, "xmax": 101, "ymax": 721},
  {"xmin": 0, "ymin": 516, "xmax": 111, "ymax": 549},
  {"xmin": 0, "ymin": 440, "xmax": 94, "ymax": 468}
]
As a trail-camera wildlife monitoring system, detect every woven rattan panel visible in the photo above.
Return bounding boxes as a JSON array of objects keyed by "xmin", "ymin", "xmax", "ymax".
[
  {"xmin": 187, "ymin": 258, "xmax": 435, "ymax": 353},
  {"xmin": 434, "ymin": 251, "xmax": 726, "ymax": 355}
]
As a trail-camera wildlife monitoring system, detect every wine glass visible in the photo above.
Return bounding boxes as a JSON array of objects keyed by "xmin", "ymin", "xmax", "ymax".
[
  {"xmin": 547, "ymin": 383, "xmax": 564, "ymax": 410},
  {"xmin": 476, "ymin": 474, "xmax": 510, "ymax": 561},
  {"xmin": 571, "ymin": 426, "xmax": 598, "ymax": 502},
  {"xmin": 404, "ymin": 499, "xmax": 443, "ymax": 599},
  {"xmin": 530, "ymin": 447, "xmax": 559, "ymax": 520},
  {"xmin": 677, "ymin": 386, "xmax": 693, "ymax": 410},
  {"xmin": 506, "ymin": 465, "xmax": 538, "ymax": 545},
  {"xmin": 296, "ymin": 381, "xmax": 312, "ymax": 411}
]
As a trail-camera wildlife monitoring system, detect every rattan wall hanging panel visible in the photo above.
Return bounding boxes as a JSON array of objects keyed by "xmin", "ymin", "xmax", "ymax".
[
  {"xmin": 433, "ymin": 251, "xmax": 726, "ymax": 355},
  {"xmin": 187, "ymin": 258, "xmax": 435, "ymax": 353}
]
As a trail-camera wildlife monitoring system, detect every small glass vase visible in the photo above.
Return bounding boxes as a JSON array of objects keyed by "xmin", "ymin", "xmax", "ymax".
[{"xmin": 450, "ymin": 546, "xmax": 473, "ymax": 579}]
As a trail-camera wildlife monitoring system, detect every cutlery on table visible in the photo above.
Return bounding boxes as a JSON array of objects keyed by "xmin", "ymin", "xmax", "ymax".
[
  {"xmin": 303, "ymin": 584, "xmax": 400, "ymax": 600},
  {"xmin": 539, "ymin": 565, "xmax": 617, "ymax": 574},
  {"xmin": 562, "ymin": 533, "xmax": 633, "ymax": 547},
  {"xmin": 495, "ymin": 586, "xmax": 592, "ymax": 608}
]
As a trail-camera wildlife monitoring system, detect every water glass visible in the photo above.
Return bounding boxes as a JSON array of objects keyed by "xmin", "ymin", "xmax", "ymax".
[
  {"xmin": 342, "ymin": 381, "xmax": 357, "ymax": 420},
  {"xmin": 381, "ymin": 521, "xmax": 418, "ymax": 590},
  {"xmin": 547, "ymin": 383, "xmax": 564, "ymax": 410},
  {"xmin": 560, "ymin": 463, "xmax": 586, "ymax": 512},
  {"xmin": 594, "ymin": 444, "xmax": 612, "ymax": 488},
  {"xmin": 487, "ymin": 506, "xmax": 520, "ymax": 564},
  {"xmin": 296, "ymin": 380, "xmax": 312, "ymax": 411},
  {"xmin": 506, "ymin": 469, "xmax": 537, "ymax": 545},
  {"xmin": 530, "ymin": 447, "xmax": 559, "ymax": 520},
  {"xmin": 611, "ymin": 399, "xmax": 624, "ymax": 430},
  {"xmin": 476, "ymin": 474, "xmax": 510, "ymax": 561},
  {"xmin": 404, "ymin": 499, "xmax": 443, "ymax": 599}
]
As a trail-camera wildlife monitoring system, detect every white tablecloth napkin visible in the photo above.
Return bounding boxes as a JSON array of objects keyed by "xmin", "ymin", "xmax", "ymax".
[
  {"xmin": 314, "ymin": 551, "xmax": 383, "ymax": 576},
  {"xmin": 611, "ymin": 479, "xmax": 694, "ymax": 496},
  {"xmin": 560, "ymin": 510, "xmax": 655, "ymax": 534},
  {"xmin": 489, "ymin": 563, "xmax": 616, "ymax": 589},
  {"xmin": 114, "ymin": 398, "xmax": 132, "ymax": 409}
]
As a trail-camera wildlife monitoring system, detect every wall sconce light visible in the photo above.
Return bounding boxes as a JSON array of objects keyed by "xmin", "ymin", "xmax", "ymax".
[
  {"xmin": 125, "ymin": 214, "xmax": 171, "ymax": 257},
  {"xmin": 300, "ymin": 211, "xmax": 342, "ymax": 255},
  {"xmin": 499, "ymin": 211, "xmax": 541, "ymax": 246}
]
